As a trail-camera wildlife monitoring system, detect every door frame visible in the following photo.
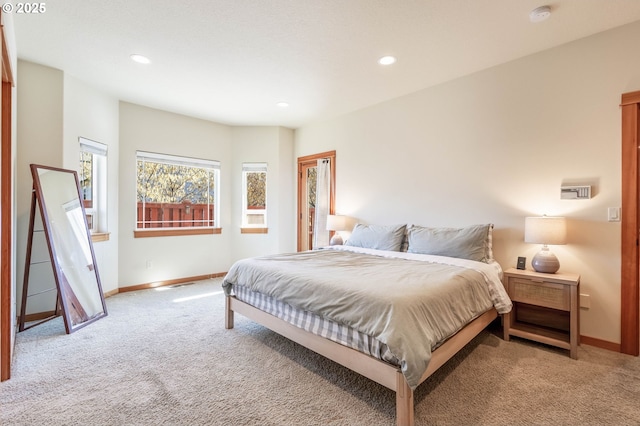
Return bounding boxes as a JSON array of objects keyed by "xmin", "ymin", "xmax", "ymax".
[
  {"xmin": 297, "ymin": 151, "xmax": 336, "ymax": 252},
  {"xmin": 1, "ymin": 12, "xmax": 14, "ymax": 381},
  {"xmin": 621, "ymin": 90, "xmax": 640, "ymax": 356}
]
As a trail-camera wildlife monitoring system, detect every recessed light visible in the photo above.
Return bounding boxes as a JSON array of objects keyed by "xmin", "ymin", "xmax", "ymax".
[
  {"xmin": 276, "ymin": 102, "xmax": 289, "ymax": 108},
  {"xmin": 378, "ymin": 56, "xmax": 397, "ymax": 66},
  {"xmin": 130, "ymin": 54, "xmax": 151, "ymax": 64},
  {"xmin": 529, "ymin": 5, "xmax": 551, "ymax": 23}
]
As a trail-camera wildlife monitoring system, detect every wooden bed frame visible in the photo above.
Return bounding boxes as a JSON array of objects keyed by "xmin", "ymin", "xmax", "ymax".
[{"xmin": 225, "ymin": 295, "xmax": 498, "ymax": 426}]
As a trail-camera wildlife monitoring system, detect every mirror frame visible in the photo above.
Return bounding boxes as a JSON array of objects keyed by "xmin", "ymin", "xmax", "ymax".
[{"xmin": 28, "ymin": 164, "xmax": 107, "ymax": 333}]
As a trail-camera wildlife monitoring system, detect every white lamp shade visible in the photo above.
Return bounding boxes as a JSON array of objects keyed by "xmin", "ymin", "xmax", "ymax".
[
  {"xmin": 326, "ymin": 214, "xmax": 351, "ymax": 231},
  {"xmin": 524, "ymin": 216, "xmax": 567, "ymax": 245}
]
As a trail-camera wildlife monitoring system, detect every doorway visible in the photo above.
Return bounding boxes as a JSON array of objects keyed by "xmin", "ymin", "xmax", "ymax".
[
  {"xmin": 620, "ymin": 90, "xmax": 640, "ymax": 356},
  {"xmin": 297, "ymin": 151, "xmax": 335, "ymax": 252}
]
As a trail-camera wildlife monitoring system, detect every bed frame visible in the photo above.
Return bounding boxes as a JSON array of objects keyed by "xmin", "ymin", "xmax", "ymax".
[{"xmin": 225, "ymin": 295, "xmax": 497, "ymax": 426}]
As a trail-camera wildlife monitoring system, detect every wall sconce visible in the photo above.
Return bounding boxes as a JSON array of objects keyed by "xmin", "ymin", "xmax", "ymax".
[
  {"xmin": 326, "ymin": 215, "xmax": 353, "ymax": 245},
  {"xmin": 524, "ymin": 216, "xmax": 567, "ymax": 273}
]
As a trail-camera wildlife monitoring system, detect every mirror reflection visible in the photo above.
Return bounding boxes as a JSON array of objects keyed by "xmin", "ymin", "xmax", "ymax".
[{"xmin": 27, "ymin": 164, "xmax": 107, "ymax": 332}]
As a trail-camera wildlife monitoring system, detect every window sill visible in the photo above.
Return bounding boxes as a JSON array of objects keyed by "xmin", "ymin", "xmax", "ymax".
[
  {"xmin": 241, "ymin": 227, "xmax": 268, "ymax": 234},
  {"xmin": 134, "ymin": 228, "xmax": 222, "ymax": 238},
  {"xmin": 91, "ymin": 232, "xmax": 110, "ymax": 243}
]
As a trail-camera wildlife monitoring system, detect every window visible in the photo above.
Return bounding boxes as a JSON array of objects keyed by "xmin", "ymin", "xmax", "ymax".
[
  {"xmin": 79, "ymin": 137, "xmax": 107, "ymax": 234},
  {"xmin": 242, "ymin": 163, "xmax": 267, "ymax": 231},
  {"xmin": 136, "ymin": 151, "xmax": 220, "ymax": 232}
]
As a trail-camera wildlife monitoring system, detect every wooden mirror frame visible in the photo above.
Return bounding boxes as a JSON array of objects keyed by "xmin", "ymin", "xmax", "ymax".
[{"xmin": 20, "ymin": 164, "xmax": 107, "ymax": 333}]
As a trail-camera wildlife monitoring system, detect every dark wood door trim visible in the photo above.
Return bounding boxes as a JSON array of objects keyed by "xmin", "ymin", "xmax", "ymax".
[
  {"xmin": 620, "ymin": 90, "xmax": 640, "ymax": 356},
  {"xmin": 0, "ymin": 11, "xmax": 14, "ymax": 381}
]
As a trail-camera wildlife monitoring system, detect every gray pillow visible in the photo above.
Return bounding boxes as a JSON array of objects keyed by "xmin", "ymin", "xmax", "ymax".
[
  {"xmin": 345, "ymin": 223, "xmax": 407, "ymax": 252},
  {"xmin": 407, "ymin": 224, "xmax": 493, "ymax": 263}
]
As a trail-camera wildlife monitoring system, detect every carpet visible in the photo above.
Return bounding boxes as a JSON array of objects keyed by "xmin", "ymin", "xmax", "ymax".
[{"xmin": 1, "ymin": 278, "xmax": 639, "ymax": 425}]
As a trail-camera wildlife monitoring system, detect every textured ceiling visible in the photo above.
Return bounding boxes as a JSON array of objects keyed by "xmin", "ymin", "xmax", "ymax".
[{"xmin": 12, "ymin": 0, "xmax": 640, "ymax": 128}]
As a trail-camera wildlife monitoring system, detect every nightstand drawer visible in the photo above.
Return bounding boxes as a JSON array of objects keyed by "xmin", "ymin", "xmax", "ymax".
[{"xmin": 508, "ymin": 278, "xmax": 569, "ymax": 311}]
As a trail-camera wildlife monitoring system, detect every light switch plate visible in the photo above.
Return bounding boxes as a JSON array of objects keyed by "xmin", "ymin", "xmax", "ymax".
[
  {"xmin": 580, "ymin": 294, "xmax": 591, "ymax": 309},
  {"xmin": 608, "ymin": 207, "xmax": 620, "ymax": 222}
]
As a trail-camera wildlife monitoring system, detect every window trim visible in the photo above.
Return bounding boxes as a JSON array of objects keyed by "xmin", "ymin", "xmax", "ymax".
[
  {"xmin": 91, "ymin": 232, "xmax": 110, "ymax": 243},
  {"xmin": 135, "ymin": 150, "xmax": 220, "ymax": 232},
  {"xmin": 134, "ymin": 228, "xmax": 221, "ymax": 238},
  {"xmin": 240, "ymin": 227, "xmax": 268, "ymax": 234},
  {"xmin": 241, "ymin": 162, "xmax": 267, "ymax": 230},
  {"xmin": 136, "ymin": 151, "xmax": 219, "ymax": 169}
]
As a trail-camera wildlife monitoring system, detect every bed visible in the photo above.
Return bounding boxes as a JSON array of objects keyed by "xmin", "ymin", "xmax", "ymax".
[{"xmin": 223, "ymin": 223, "xmax": 512, "ymax": 426}]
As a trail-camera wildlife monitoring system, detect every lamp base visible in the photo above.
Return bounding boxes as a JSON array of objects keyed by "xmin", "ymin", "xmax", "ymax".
[
  {"xmin": 531, "ymin": 247, "xmax": 560, "ymax": 274},
  {"xmin": 329, "ymin": 234, "xmax": 343, "ymax": 246}
]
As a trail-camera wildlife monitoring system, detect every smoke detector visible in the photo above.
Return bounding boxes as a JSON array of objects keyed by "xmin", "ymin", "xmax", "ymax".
[{"xmin": 529, "ymin": 5, "xmax": 551, "ymax": 23}]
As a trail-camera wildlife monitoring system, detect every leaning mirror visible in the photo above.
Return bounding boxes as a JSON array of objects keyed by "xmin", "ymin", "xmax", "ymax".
[{"xmin": 21, "ymin": 164, "xmax": 107, "ymax": 333}]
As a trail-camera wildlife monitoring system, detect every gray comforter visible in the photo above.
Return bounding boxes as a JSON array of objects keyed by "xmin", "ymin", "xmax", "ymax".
[{"xmin": 223, "ymin": 246, "xmax": 511, "ymax": 389}]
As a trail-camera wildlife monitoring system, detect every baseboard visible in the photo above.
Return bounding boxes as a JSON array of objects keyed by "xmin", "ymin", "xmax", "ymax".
[
  {"xmin": 116, "ymin": 273, "xmax": 226, "ymax": 294},
  {"xmin": 580, "ymin": 335, "xmax": 621, "ymax": 352},
  {"xmin": 104, "ymin": 289, "xmax": 119, "ymax": 298}
]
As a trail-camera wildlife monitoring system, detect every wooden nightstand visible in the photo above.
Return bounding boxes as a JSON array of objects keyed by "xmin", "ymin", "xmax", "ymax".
[{"xmin": 502, "ymin": 268, "xmax": 580, "ymax": 359}]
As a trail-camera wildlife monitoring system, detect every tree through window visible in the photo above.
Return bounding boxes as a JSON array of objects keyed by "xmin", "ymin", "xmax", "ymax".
[
  {"xmin": 136, "ymin": 151, "xmax": 220, "ymax": 229},
  {"xmin": 242, "ymin": 163, "xmax": 267, "ymax": 228}
]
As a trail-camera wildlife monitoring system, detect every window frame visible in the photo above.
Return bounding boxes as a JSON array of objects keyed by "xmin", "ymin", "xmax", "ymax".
[
  {"xmin": 135, "ymin": 151, "xmax": 220, "ymax": 238},
  {"xmin": 79, "ymin": 137, "xmax": 108, "ymax": 241},
  {"xmin": 241, "ymin": 162, "xmax": 268, "ymax": 233}
]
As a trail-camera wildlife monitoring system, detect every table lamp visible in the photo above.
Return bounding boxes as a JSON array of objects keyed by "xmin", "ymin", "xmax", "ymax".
[
  {"xmin": 326, "ymin": 215, "xmax": 352, "ymax": 245},
  {"xmin": 524, "ymin": 216, "xmax": 567, "ymax": 273}
]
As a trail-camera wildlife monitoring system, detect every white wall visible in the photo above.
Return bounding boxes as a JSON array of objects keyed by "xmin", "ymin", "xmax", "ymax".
[
  {"xmin": 118, "ymin": 102, "xmax": 234, "ymax": 287},
  {"xmin": 230, "ymin": 126, "xmax": 295, "ymax": 261},
  {"xmin": 294, "ymin": 21, "xmax": 640, "ymax": 345},
  {"xmin": 118, "ymin": 104, "xmax": 295, "ymax": 287},
  {"xmin": 17, "ymin": 69, "xmax": 295, "ymax": 293},
  {"xmin": 277, "ymin": 127, "xmax": 296, "ymax": 252},
  {"xmin": 16, "ymin": 61, "xmax": 64, "ymax": 312},
  {"xmin": 16, "ymin": 62, "xmax": 120, "ymax": 306},
  {"xmin": 63, "ymin": 75, "xmax": 120, "ymax": 294}
]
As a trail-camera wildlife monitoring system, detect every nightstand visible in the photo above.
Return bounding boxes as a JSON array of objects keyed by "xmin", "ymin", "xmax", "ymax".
[{"xmin": 502, "ymin": 268, "xmax": 580, "ymax": 359}]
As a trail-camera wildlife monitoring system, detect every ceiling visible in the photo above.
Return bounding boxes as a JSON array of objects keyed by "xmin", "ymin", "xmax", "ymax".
[{"xmin": 12, "ymin": 0, "xmax": 640, "ymax": 128}]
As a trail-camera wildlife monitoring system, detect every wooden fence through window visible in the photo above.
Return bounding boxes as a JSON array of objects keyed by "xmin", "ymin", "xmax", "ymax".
[{"xmin": 136, "ymin": 202, "xmax": 214, "ymax": 228}]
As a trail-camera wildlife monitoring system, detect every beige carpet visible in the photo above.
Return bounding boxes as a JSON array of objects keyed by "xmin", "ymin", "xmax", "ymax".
[{"xmin": 1, "ymin": 278, "xmax": 639, "ymax": 425}]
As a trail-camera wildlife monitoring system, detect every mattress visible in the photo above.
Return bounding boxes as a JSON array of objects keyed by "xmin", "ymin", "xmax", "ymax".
[
  {"xmin": 233, "ymin": 283, "xmax": 399, "ymax": 365},
  {"xmin": 224, "ymin": 246, "xmax": 511, "ymax": 389}
]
